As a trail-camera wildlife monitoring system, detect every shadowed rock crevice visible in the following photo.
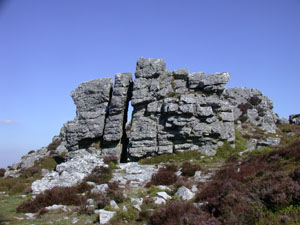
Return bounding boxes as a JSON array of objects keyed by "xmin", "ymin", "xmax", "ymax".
[
  {"xmin": 102, "ymin": 73, "xmax": 133, "ymax": 160},
  {"xmin": 120, "ymin": 84, "xmax": 133, "ymax": 163}
]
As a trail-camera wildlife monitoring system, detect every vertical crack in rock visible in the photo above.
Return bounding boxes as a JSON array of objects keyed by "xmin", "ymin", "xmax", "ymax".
[
  {"xmin": 102, "ymin": 73, "xmax": 133, "ymax": 160},
  {"xmin": 120, "ymin": 83, "xmax": 133, "ymax": 163}
]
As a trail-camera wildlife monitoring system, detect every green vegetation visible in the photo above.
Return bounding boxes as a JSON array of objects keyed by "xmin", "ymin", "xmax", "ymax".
[
  {"xmin": 147, "ymin": 185, "xmax": 162, "ymax": 197},
  {"xmin": 139, "ymin": 150, "xmax": 204, "ymax": 165},
  {"xmin": 110, "ymin": 207, "xmax": 139, "ymax": 224},
  {"xmin": 0, "ymin": 156, "xmax": 58, "ymax": 195}
]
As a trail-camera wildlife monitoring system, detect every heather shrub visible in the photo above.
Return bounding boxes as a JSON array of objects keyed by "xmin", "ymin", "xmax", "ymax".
[
  {"xmin": 291, "ymin": 166, "xmax": 300, "ymax": 184},
  {"xmin": 92, "ymin": 193, "xmax": 110, "ymax": 209},
  {"xmin": 0, "ymin": 177, "xmax": 30, "ymax": 195},
  {"xmin": 147, "ymin": 185, "xmax": 162, "ymax": 196},
  {"xmin": 0, "ymin": 168, "xmax": 5, "ymax": 177},
  {"xmin": 21, "ymin": 167, "xmax": 39, "ymax": 178},
  {"xmin": 110, "ymin": 207, "xmax": 139, "ymax": 223},
  {"xmin": 181, "ymin": 162, "xmax": 201, "ymax": 177},
  {"xmin": 16, "ymin": 186, "xmax": 86, "ymax": 213},
  {"xmin": 150, "ymin": 201, "xmax": 220, "ymax": 225},
  {"xmin": 253, "ymin": 171, "xmax": 300, "ymax": 210},
  {"xmin": 76, "ymin": 181, "xmax": 93, "ymax": 193},
  {"xmin": 194, "ymin": 140, "xmax": 300, "ymax": 224},
  {"xmin": 84, "ymin": 166, "xmax": 112, "ymax": 184},
  {"xmin": 147, "ymin": 166, "xmax": 178, "ymax": 186},
  {"xmin": 238, "ymin": 102, "xmax": 253, "ymax": 114},
  {"xmin": 47, "ymin": 138, "xmax": 62, "ymax": 152},
  {"xmin": 104, "ymin": 155, "xmax": 119, "ymax": 165}
]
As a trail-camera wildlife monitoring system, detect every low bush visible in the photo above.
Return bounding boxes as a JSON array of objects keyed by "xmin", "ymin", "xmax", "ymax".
[
  {"xmin": 0, "ymin": 168, "xmax": 5, "ymax": 177},
  {"xmin": 16, "ymin": 186, "xmax": 86, "ymax": 213},
  {"xmin": 291, "ymin": 166, "xmax": 300, "ymax": 184},
  {"xmin": 76, "ymin": 181, "xmax": 94, "ymax": 193},
  {"xmin": 194, "ymin": 140, "xmax": 300, "ymax": 224},
  {"xmin": 91, "ymin": 193, "xmax": 110, "ymax": 209},
  {"xmin": 181, "ymin": 162, "xmax": 201, "ymax": 177},
  {"xmin": 150, "ymin": 201, "xmax": 220, "ymax": 225},
  {"xmin": 147, "ymin": 166, "xmax": 178, "ymax": 186},
  {"xmin": 84, "ymin": 166, "xmax": 112, "ymax": 184},
  {"xmin": 104, "ymin": 155, "xmax": 119, "ymax": 165},
  {"xmin": 47, "ymin": 138, "xmax": 62, "ymax": 152},
  {"xmin": 110, "ymin": 207, "xmax": 139, "ymax": 224}
]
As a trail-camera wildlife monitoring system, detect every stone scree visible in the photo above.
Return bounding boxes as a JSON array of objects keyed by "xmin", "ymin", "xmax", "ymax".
[{"xmin": 61, "ymin": 58, "xmax": 236, "ymax": 160}]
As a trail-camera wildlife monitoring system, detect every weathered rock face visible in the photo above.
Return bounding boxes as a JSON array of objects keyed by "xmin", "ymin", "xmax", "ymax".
[
  {"xmin": 102, "ymin": 73, "xmax": 133, "ymax": 160},
  {"xmin": 31, "ymin": 149, "xmax": 103, "ymax": 194},
  {"xmin": 223, "ymin": 88, "xmax": 277, "ymax": 133},
  {"xmin": 128, "ymin": 58, "xmax": 235, "ymax": 158},
  {"xmin": 62, "ymin": 78, "xmax": 113, "ymax": 150},
  {"xmin": 289, "ymin": 114, "xmax": 300, "ymax": 125}
]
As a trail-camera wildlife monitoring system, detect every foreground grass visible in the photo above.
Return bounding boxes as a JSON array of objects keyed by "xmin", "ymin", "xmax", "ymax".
[{"xmin": 0, "ymin": 192, "xmax": 97, "ymax": 225}]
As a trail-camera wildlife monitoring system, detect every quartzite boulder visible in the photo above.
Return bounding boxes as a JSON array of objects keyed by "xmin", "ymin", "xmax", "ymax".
[
  {"xmin": 289, "ymin": 114, "xmax": 300, "ymax": 125},
  {"xmin": 62, "ymin": 78, "xmax": 113, "ymax": 150},
  {"xmin": 128, "ymin": 57, "xmax": 235, "ymax": 158},
  {"xmin": 223, "ymin": 88, "xmax": 277, "ymax": 133}
]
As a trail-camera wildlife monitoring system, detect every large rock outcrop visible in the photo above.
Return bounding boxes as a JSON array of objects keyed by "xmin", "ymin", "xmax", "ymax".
[
  {"xmin": 223, "ymin": 88, "xmax": 277, "ymax": 133},
  {"xmin": 128, "ymin": 58, "xmax": 235, "ymax": 158},
  {"xmin": 57, "ymin": 58, "xmax": 236, "ymax": 159}
]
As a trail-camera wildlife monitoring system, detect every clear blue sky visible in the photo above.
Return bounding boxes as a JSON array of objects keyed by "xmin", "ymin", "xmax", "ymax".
[{"xmin": 0, "ymin": 0, "xmax": 299, "ymax": 168}]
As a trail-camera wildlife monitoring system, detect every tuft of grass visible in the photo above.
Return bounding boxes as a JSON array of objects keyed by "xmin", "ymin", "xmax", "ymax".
[
  {"xmin": 235, "ymin": 129, "xmax": 247, "ymax": 152},
  {"xmin": 147, "ymin": 166, "xmax": 178, "ymax": 186},
  {"xmin": 84, "ymin": 166, "xmax": 113, "ymax": 184},
  {"xmin": 16, "ymin": 186, "xmax": 86, "ymax": 213},
  {"xmin": 110, "ymin": 207, "xmax": 139, "ymax": 224},
  {"xmin": 181, "ymin": 162, "xmax": 201, "ymax": 177},
  {"xmin": 139, "ymin": 150, "xmax": 204, "ymax": 165},
  {"xmin": 147, "ymin": 185, "xmax": 162, "ymax": 197}
]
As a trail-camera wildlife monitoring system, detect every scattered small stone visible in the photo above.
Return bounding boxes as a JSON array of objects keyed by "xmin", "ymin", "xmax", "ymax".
[
  {"xmin": 175, "ymin": 186, "xmax": 195, "ymax": 200},
  {"xmin": 193, "ymin": 171, "xmax": 202, "ymax": 182},
  {"xmin": 153, "ymin": 197, "xmax": 166, "ymax": 205},
  {"xmin": 21, "ymin": 195, "xmax": 27, "ymax": 198},
  {"xmin": 131, "ymin": 198, "xmax": 143, "ymax": 206},
  {"xmin": 157, "ymin": 192, "xmax": 171, "ymax": 200},
  {"xmin": 87, "ymin": 198, "xmax": 94, "ymax": 206},
  {"xmin": 99, "ymin": 209, "xmax": 116, "ymax": 224},
  {"xmin": 14, "ymin": 217, "xmax": 24, "ymax": 221},
  {"xmin": 157, "ymin": 185, "xmax": 171, "ymax": 191},
  {"xmin": 45, "ymin": 204, "xmax": 69, "ymax": 212},
  {"xmin": 0, "ymin": 222, "xmax": 10, "ymax": 225},
  {"xmin": 122, "ymin": 205, "xmax": 128, "ymax": 212},
  {"xmin": 24, "ymin": 213, "xmax": 37, "ymax": 220},
  {"xmin": 191, "ymin": 185, "xmax": 198, "ymax": 192},
  {"xmin": 91, "ymin": 184, "xmax": 109, "ymax": 195},
  {"xmin": 85, "ymin": 219, "xmax": 93, "ymax": 224},
  {"xmin": 86, "ymin": 181, "xmax": 96, "ymax": 187},
  {"xmin": 72, "ymin": 217, "xmax": 79, "ymax": 224},
  {"xmin": 41, "ymin": 169, "xmax": 50, "ymax": 177},
  {"xmin": 110, "ymin": 200, "xmax": 119, "ymax": 210},
  {"xmin": 133, "ymin": 204, "xmax": 142, "ymax": 211},
  {"xmin": 175, "ymin": 171, "xmax": 182, "ymax": 176}
]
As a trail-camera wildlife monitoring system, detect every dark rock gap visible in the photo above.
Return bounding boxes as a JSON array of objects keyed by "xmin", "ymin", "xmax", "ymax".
[{"xmin": 120, "ymin": 81, "xmax": 133, "ymax": 163}]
